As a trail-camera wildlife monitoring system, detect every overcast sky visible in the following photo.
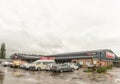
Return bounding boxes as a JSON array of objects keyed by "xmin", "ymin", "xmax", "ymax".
[{"xmin": 0, "ymin": 0, "xmax": 120, "ymax": 57}]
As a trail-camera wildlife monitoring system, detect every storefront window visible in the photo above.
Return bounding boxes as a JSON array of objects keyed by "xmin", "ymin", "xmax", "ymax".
[{"xmin": 85, "ymin": 62, "xmax": 90, "ymax": 66}]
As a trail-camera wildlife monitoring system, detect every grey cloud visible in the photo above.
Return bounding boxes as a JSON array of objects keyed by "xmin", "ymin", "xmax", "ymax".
[
  {"xmin": 37, "ymin": 34, "xmax": 63, "ymax": 49},
  {"xmin": 0, "ymin": 0, "xmax": 120, "ymax": 57}
]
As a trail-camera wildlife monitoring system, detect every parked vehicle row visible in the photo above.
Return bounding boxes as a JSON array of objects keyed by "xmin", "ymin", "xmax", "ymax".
[
  {"xmin": 1, "ymin": 60, "xmax": 82, "ymax": 73},
  {"xmin": 20, "ymin": 60, "xmax": 55, "ymax": 71}
]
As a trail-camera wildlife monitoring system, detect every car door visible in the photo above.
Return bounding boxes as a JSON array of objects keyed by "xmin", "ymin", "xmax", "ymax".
[
  {"xmin": 65, "ymin": 65, "xmax": 71, "ymax": 71},
  {"xmin": 63, "ymin": 64, "xmax": 69, "ymax": 71},
  {"xmin": 41, "ymin": 62, "xmax": 47, "ymax": 70},
  {"xmin": 36, "ymin": 62, "xmax": 41, "ymax": 69}
]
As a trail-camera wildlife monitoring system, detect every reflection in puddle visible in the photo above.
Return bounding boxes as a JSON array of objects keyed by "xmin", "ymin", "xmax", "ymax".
[
  {"xmin": 0, "ymin": 70, "xmax": 4, "ymax": 84},
  {"xmin": 51, "ymin": 72, "xmax": 61, "ymax": 76}
]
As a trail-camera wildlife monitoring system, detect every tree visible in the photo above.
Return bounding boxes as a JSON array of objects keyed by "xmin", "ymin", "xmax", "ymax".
[{"xmin": 0, "ymin": 43, "xmax": 6, "ymax": 59}]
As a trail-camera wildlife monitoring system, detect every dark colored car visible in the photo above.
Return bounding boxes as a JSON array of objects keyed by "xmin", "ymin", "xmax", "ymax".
[{"xmin": 51, "ymin": 64, "xmax": 75, "ymax": 72}]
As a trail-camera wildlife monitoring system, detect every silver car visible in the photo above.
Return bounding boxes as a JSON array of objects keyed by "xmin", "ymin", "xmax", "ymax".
[
  {"xmin": 65, "ymin": 63, "xmax": 82, "ymax": 70},
  {"xmin": 51, "ymin": 64, "xmax": 75, "ymax": 72}
]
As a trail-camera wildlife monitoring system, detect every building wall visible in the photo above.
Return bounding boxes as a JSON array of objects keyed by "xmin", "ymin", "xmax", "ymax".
[
  {"xmin": 72, "ymin": 58, "xmax": 93, "ymax": 67},
  {"xmin": 100, "ymin": 60, "xmax": 113, "ymax": 67},
  {"xmin": 93, "ymin": 59, "xmax": 113, "ymax": 67},
  {"xmin": 71, "ymin": 58, "xmax": 113, "ymax": 68}
]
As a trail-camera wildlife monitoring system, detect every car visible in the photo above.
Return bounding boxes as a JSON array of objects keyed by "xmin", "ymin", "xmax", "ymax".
[
  {"xmin": 46, "ymin": 63, "xmax": 56, "ymax": 71},
  {"xmin": 51, "ymin": 64, "xmax": 75, "ymax": 72},
  {"xmin": 74, "ymin": 63, "xmax": 82, "ymax": 70},
  {"xmin": 1, "ymin": 61, "xmax": 13, "ymax": 67},
  {"xmin": 11, "ymin": 60, "xmax": 27, "ymax": 68},
  {"xmin": 64, "ymin": 63, "xmax": 79, "ymax": 70},
  {"xmin": 64, "ymin": 63, "xmax": 82, "ymax": 70},
  {"xmin": 24, "ymin": 60, "xmax": 55, "ymax": 71},
  {"xmin": 20, "ymin": 62, "xmax": 29, "ymax": 69}
]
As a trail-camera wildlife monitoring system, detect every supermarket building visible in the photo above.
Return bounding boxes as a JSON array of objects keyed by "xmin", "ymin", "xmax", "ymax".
[{"xmin": 10, "ymin": 49, "xmax": 119, "ymax": 67}]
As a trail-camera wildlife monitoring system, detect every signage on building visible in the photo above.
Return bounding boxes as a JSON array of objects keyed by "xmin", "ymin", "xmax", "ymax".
[{"xmin": 106, "ymin": 51, "xmax": 115, "ymax": 59}]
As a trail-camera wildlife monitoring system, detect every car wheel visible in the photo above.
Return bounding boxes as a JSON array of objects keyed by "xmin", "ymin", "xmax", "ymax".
[
  {"xmin": 71, "ymin": 68, "xmax": 75, "ymax": 72},
  {"xmin": 29, "ymin": 67, "xmax": 35, "ymax": 71},
  {"xmin": 60, "ymin": 69, "xmax": 63, "ymax": 73},
  {"xmin": 37, "ymin": 67, "xmax": 41, "ymax": 71},
  {"xmin": 77, "ymin": 67, "xmax": 80, "ymax": 70},
  {"xmin": 4, "ymin": 65, "xmax": 6, "ymax": 67}
]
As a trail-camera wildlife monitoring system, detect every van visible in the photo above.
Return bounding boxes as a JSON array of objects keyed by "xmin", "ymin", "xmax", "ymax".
[{"xmin": 26, "ymin": 60, "xmax": 55, "ymax": 71}]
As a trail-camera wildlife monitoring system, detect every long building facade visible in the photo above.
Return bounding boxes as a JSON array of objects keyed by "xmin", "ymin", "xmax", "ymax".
[
  {"xmin": 46, "ymin": 49, "xmax": 119, "ymax": 67},
  {"xmin": 10, "ymin": 49, "xmax": 119, "ymax": 67}
]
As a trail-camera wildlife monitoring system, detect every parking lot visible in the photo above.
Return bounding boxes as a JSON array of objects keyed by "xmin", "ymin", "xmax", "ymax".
[{"xmin": 0, "ymin": 65, "xmax": 120, "ymax": 84}]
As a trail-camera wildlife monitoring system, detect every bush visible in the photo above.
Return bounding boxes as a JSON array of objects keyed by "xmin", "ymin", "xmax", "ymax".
[
  {"xmin": 96, "ymin": 66, "xmax": 107, "ymax": 73},
  {"xmin": 88, "ymin": 69, "xmax": 92, "ymax": 72},
  {"xmin": 107, "ymin": 65, "xmax": 112, "ymax": 69},
  {"xmin": 84, "ymin": 65, "xmax": 113, "ymax": 73}
]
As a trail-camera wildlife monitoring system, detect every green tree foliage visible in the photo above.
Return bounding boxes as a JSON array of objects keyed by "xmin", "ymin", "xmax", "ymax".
[{"xmin": 0, "ymin": 43, "xmax": 6, "ymax": 59}]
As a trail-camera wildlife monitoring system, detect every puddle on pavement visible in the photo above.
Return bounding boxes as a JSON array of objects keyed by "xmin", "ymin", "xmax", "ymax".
[{"xmin": 0, "ymin": 66, "xmax": 120, "ymax": 84}]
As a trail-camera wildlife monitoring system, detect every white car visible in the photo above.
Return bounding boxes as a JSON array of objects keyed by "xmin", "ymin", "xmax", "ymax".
[
  {"xmin": 20, "ymin": 63, "xmax": 29, "ymax": 69},
  {"xmin": 24, "ymin": 60, "xmax": 56, "ymax": 71},
  {"xmin": 64, "ymin": 63, "xmax": 81, "ymax": 70},
  {"xmin": 1, "ymin": 61, "xmax": 13, "ymax": 67}
]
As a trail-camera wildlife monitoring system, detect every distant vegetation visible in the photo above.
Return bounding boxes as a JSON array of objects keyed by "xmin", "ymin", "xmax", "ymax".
[
  {"xmin": 0, "ymin": 43, "xmax": 6, "ymax": 59},
  {"xmin": 84, "ymin": 65, "xmax": 112, "ymax": 73}
]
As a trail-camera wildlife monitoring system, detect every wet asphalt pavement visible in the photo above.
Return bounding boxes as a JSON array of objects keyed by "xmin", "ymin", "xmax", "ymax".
[{"xmin": 0, "ymin": 65, "xmax": 120, "ymax": 84}]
